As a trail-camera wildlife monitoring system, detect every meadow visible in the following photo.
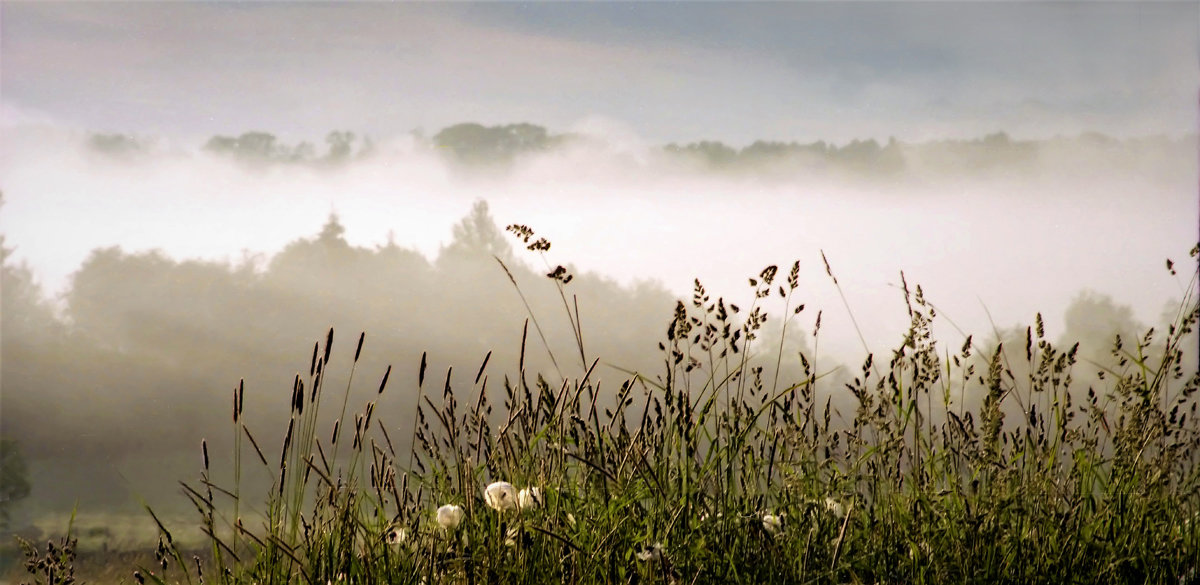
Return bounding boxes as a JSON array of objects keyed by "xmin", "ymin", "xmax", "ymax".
[{"xmin": 14, "ymin": 231, "xmax": 1199, "ymax": 585}]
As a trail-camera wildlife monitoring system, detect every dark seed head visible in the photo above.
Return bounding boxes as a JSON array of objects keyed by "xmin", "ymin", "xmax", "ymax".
[{"xmin": 324, "ymin": 327, "xmax": 334, "ymax": 365}]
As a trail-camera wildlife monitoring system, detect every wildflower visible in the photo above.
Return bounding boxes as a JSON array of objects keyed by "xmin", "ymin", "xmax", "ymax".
[
  {"xmin": 437, "ymin": 504, "xmax": 464, "ymax": 530},
  {"xmin": 907, "ymin": 540, "xmax": 931, "ymax": 560},
  {"xmin": 385, "ymin": 526, "xmax": 408, "ymax": 545},
  {"xmin": 762, "ymin": 513, "xmax": 783, "ymax": 536},
  {"xmin": 566, "ymin": 513, "xmax": 576, "ymax": 528},
  {"xmin": 824, "ymin": 497, "xmax": 845, "ymax": 519},
  {"xmin": 635, "ymin": 542, "xmax": 664, "ymax": 563},
  {"xmin": 484, "ymin": 481, "xmax": 518, "ymax": 512},
  {"xmin": 518, "ymin": 486, "xmax": 543, "ymax": 510},
  {"xmin": 1179, "ymin": 564, "xmax": 1197, "ymax": 585},
  {"xmin": 504, "ymin": 525, "xmax": 520, "ymax": 547}
]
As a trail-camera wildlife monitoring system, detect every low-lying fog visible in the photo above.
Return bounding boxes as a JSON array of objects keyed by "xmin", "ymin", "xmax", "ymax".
[
  {"xmin": 1, "ymin": 120, "xmax": 1196, "ymax": 524},
  {"xmin": 4, "ymin": 123, "xmax": 1195, "ymax": 355}
]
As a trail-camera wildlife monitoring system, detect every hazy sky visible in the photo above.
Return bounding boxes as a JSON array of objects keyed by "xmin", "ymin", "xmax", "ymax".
[{"xmin": 2, "ymin": 2, "xmax": 1196, "ymax": 145}]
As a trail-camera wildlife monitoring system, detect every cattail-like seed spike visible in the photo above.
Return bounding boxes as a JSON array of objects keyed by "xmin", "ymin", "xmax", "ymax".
[
  {"xmin": 354, "ymin": 332, "xmax": 365, "ymax": 362},
  {"xmin": 475, "ymin": 351, "xmax": 492, "ymax": 385},
  {"xmin": 202, "ymin": 439, "xmax": 210, "ymax": 471},
  {"xmin": 292, "ymin": 374, "xmax": 301, "ymax": 410},
  {"xmin": 310, "ymin": 342, "xmax": 319, "ymax": 376},
  {"xmin": 324, "ymin": 327, "xmax": 334, "ymax": 365},
  {"xmin": 243, "ymin": 426, "xmax": 268, "ymax": 466},
  {"xmin": 378, "ymin": 365, "xmax": 391, "ymax": 394},
  {"xmin": 419, "ymin": 352, "xmax": 427, "ymax": 388},
  {"xmin": 331, "ymin": 419, "xmax": 340, "ymax": 445},
  {"xmin": 281, "ymin": 419, "xmax": 294, "ymax": 469}
]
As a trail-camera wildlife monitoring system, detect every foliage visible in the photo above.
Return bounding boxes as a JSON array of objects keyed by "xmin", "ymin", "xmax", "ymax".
[
  {"xmin": 122, "ymin": 235, "xmax": 1200, "ymax": 585},
  {"xmin": 201, "ymin": 131, "xmax": 368, "ymax": 167},
  {"xmin": 432, "ymin": 123, "xmax": 567, "ymax": 166},
  {"xmin": 0, "ymin": 439, "xmax": 32, "ymax": 530},
  {"xmin": 15, "ymin": 530, "xmax": 78, "ymax": 585},
  {"xmin": 0, "ymin": 205, "xmax": 672, "ymax": 512}
]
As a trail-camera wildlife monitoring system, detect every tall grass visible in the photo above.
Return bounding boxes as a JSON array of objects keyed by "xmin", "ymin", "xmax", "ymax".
[{"xmin": 40, "ymin": 238, "xmax": 1200, "ymax": 584}]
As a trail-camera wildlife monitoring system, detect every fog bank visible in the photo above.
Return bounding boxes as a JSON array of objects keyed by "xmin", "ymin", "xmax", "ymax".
[{"xmin": 2, "ymin": 122, "xmax": 1195, "ymax": 360}]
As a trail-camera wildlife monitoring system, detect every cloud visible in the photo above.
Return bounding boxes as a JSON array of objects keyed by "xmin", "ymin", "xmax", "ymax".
[{"xmin": 4, "ymin": 3, "xmax": 1193, "ymax": 146}]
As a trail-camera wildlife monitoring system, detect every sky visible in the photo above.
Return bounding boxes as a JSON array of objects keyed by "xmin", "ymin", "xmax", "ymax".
[
  {"xmin": 2, "ymin": 2, "xmax": 1197, "ymax": 145},
  {"xmin": 1, "ymin": 1, "xmax": 1198, "ymax": 360}
]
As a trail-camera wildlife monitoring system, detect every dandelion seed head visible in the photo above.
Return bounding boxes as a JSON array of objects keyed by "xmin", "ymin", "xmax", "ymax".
[
  {"xmin": 437, "ymin": 504, "xmax": 464, "ymax": 530},
  {"xmin": 636, "ymin": 542, "xmax": 664, "ymax": 563},
  {"xmin": 484, "ymin": 481, "xmax": 518, "ymax": 512},
  {"xmin": 824, "ymin": 497, "xmax": 846, "ymax": 518},
  {"xmin": 762, "ymin": 513, "xmax": 783, "ymax": 536},
  {"xmin": 386, "ymin": 527, "xmax": 408, "ymax": 545}
]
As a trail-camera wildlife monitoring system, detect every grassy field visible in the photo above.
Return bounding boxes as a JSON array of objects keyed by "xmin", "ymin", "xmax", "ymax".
[{"xmin": 13, "ymin": 234, "xmax": 1200, "ymax": 585}]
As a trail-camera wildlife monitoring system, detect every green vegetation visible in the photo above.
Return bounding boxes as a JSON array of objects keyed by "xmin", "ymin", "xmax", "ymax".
[
  {"xmin": 202, "ymin": 131, "xmax": 372, "ymax": 167},
  {"xmin": 52, "ymin": 234, "xmax": 1189, "ymax": 585},
  {"xmin": 0, "ymin": 439, "xmax": 32, "ymax": 531},
  {"xmin": 3, "ymin": 189, "xmax": 1197, "ymax": 583}
]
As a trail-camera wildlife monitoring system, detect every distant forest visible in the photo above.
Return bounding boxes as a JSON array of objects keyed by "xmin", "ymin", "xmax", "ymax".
[
  {"xmin": 2, "ymin": 123, "xmax": 1193, "ymax": 515},
  {"xmin": 2, "ymin": 190, "xmax": 1180, "ymax": 516},
  {"xmin": 84, "ymin": 122, "xmax": 1198, "ymax": 178},
  {"xmin": 0, "ymin": 199, "xmax": 682, "ymax": 511}
]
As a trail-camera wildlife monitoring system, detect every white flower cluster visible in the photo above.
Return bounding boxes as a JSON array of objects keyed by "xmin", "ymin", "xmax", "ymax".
[
  {"xmin": 426, "ymin": 481, "xmax": 543, "ymax": 537},
  {"xmin": 484, "ymin": 481, "xmax": 542, "ymax": 512}
]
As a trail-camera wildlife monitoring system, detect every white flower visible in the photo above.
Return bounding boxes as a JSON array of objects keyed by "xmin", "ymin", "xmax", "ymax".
[
  {"xmin": 824, "ymin": 497, "xmax": 845, "ymax": 519},
  {"xmin": 518, "ymin": 487, "xmax": 543, "ymax": 510},
  {"xmin": 504, "ymin": 525, "xmax": 520, "ymax": 547},
  {"xmin": 386, "ymin": 526, "xmax": 408, "ymax": 545},
  {"xmin": 635, "ymin": 542, "xmax": 664, "ymax": 563},
  {"xmin": 484, "ymin": 481, "xmax": 519, "ymax": 512},
  {"xmin": 908, "ymin": 541, "xmax": 931, "ymax": 560},
  {"xmin": 762, "ymin": 513, "xmax": 782, "ymax": 536},
  {"xmin": 437, "ymin": 504, "xmax": 464, "ymax": 530},
  {"xmin": 566, "ymin": 513, "xmax": 576, "ymax": 528}
]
